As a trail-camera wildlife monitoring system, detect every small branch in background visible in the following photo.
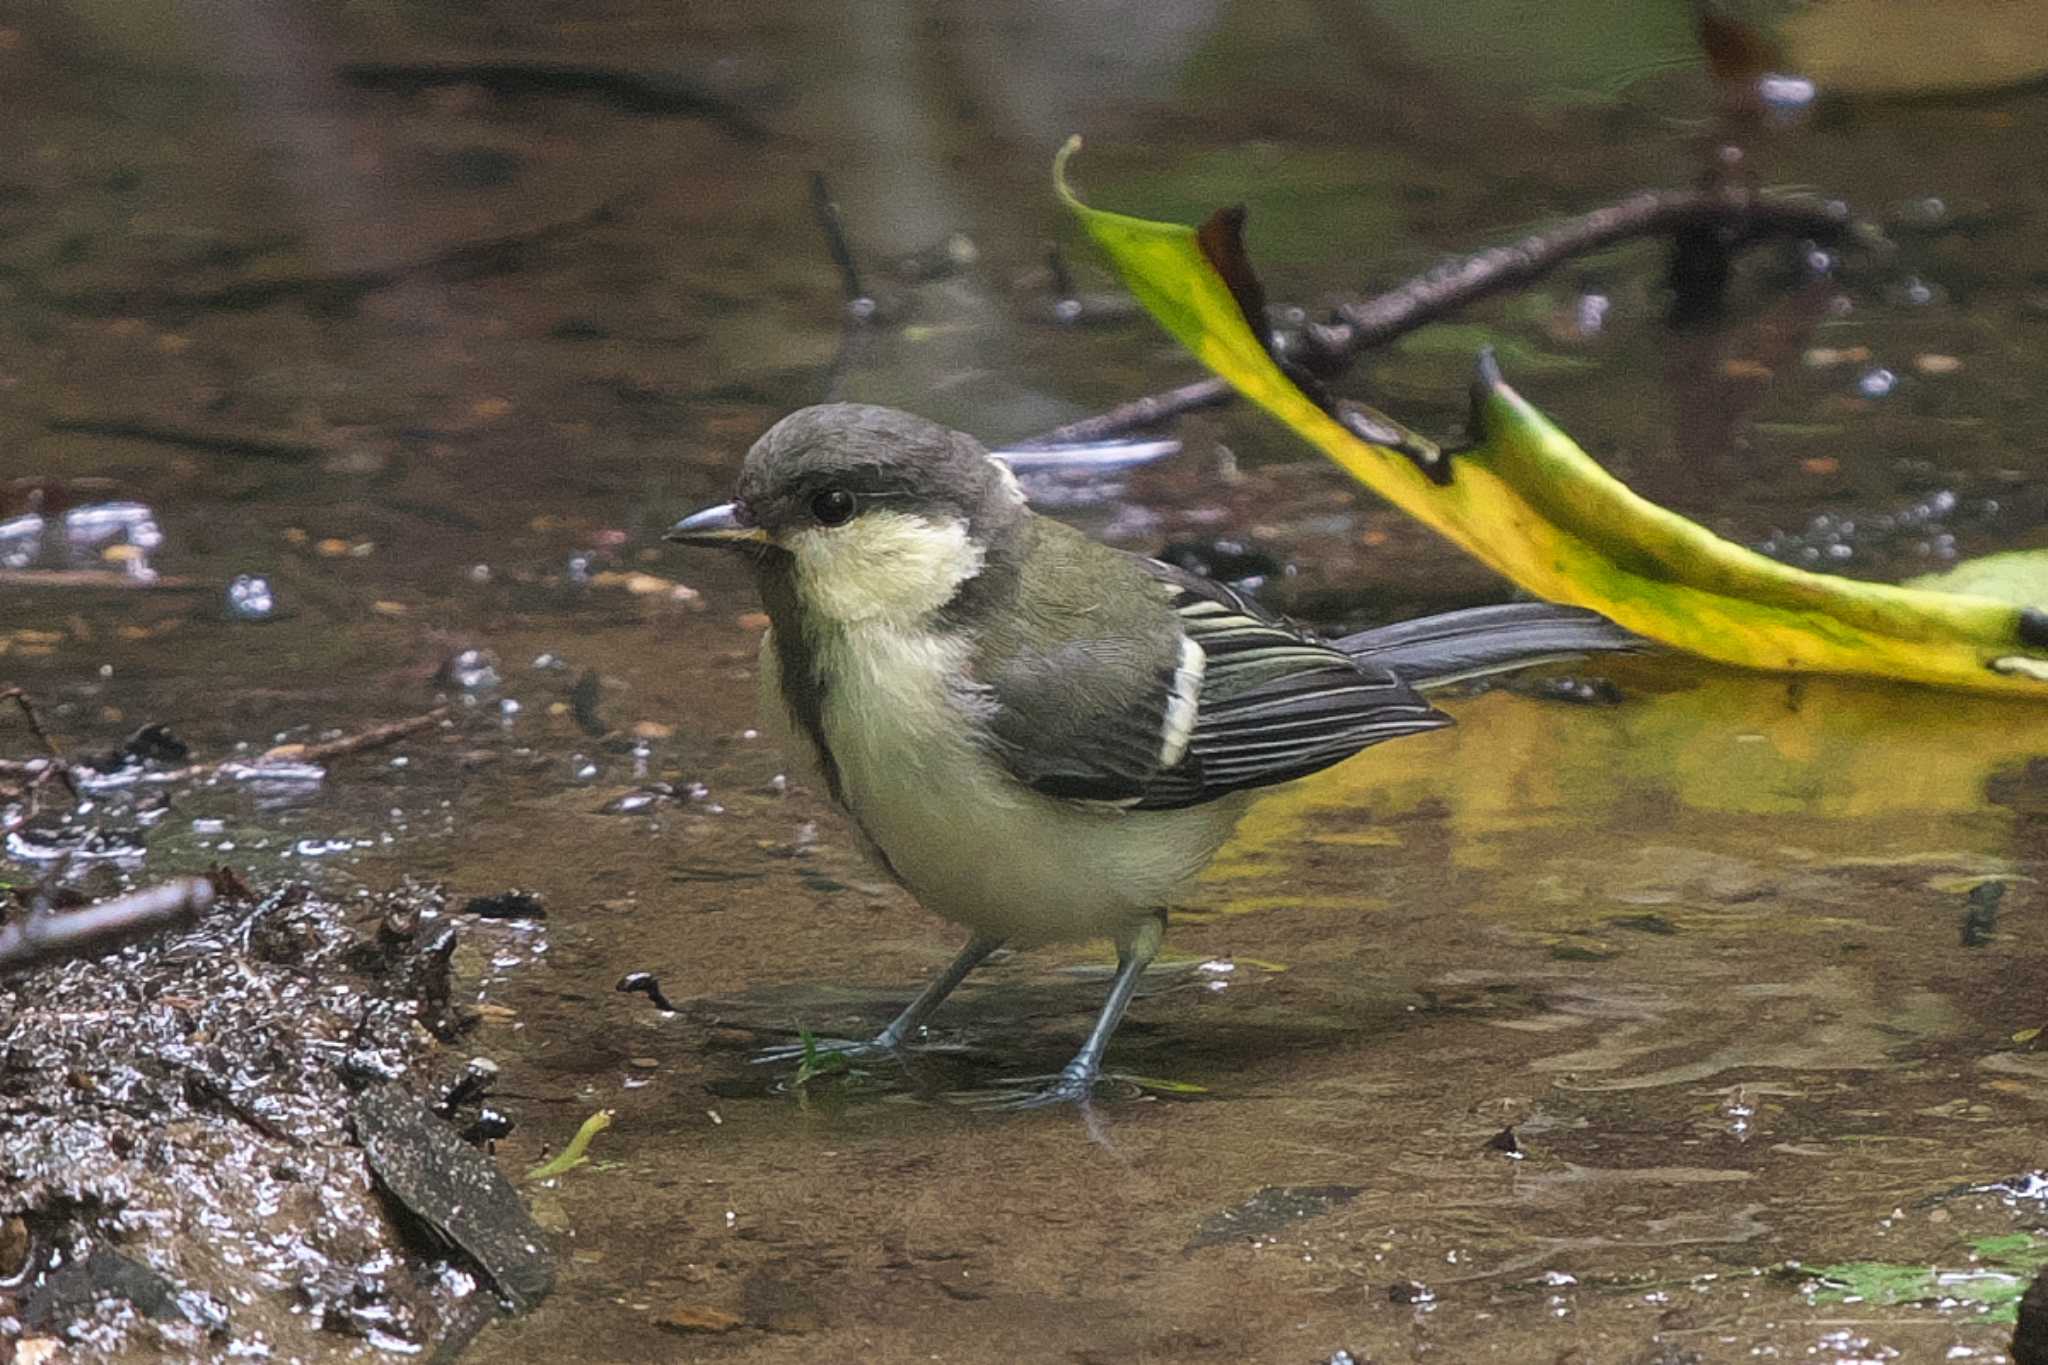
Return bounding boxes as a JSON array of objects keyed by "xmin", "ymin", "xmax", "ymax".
[
  {"xmin": 147, "ymin": 706, "xmax": 452, "ymax": 785},
  {"xmin": 810, "ymin": 173, "xmax": 875, "ymax": 321},
  {"xmin": 262, "ymin": 707, "xmax": 451, "ymax": 765},
  {"xmin": 2, "ymin": 687, "xmax": 78, "ymax": 805},
  {"xmin": 0, "ymin": 876, "xmax": 215, "ymax": 976},
  {"xmin": 1309, "ymin": 186, "xmax": 1866, "ymax": 359},
  {"xmin": 0, "ymin": 569, "xmax": 203, "ymax": 591},
  {"xmin": 1015, "ymin": 377, "xmax": 1233, "ymax": 448},
  {"xmin": 1025, "ymin": 186, "xmax": 1879, "ymax": 446}
]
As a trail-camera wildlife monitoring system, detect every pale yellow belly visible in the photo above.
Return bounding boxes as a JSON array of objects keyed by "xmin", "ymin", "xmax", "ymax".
[{"xmin": 761, "ymin": 624, "xmax": 1244, "ymax": 946}]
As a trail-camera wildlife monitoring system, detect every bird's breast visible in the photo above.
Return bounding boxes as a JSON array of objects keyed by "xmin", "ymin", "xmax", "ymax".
[{"xmin": 763, "ymin": 621, "xmax": 1237, "ymax": 945}]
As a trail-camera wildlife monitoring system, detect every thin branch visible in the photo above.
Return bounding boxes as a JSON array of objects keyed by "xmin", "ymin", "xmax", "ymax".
[
  {"xmin": 1311, "ymin": 187, "xmax": 1862, "ymax": 357},
  {"xmin": 0, "ymin": 876, "xmax": 215, "ymax": 976},
  {"xmin": 261, "ymin": 707, "xmax": 451, "ymax": 764},
  {"xmin": 148, "ymin": 706, "xmax": 451, "ymax": 784},
  {"xmin": 0, "ymin": 569, "xmax": 203, "ymax": 590},
  {"xmin": 1014, "ymin": 377, "xmax": 1232, "ymax": 448},
  {"xmin": 1024, "ymin": 185, "xmax": 1874, "ymax": 445},
  {"xmin": 810, "ymin": 172, "xmax": 875, "ymax": 320},
  {"xmin": 2, "ymin": 686, "xmax": 79, "ymax": 806}
]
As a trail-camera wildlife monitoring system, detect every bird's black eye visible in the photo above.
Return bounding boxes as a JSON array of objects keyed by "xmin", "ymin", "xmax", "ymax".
[{"xmin": 810, "ymin": 488, "xmax": 857, "ymax": 526}]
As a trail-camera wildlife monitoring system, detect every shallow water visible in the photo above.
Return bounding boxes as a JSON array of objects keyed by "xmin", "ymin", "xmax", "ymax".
[{"xmin": 3, "ymin": 2, "xmax": 2046, "ymax": 1362}]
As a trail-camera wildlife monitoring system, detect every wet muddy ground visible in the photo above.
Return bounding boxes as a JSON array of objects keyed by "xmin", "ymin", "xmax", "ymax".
[{"xmin": 3, "ymin": 2, "xmax": 2047, "ymax": 1362}]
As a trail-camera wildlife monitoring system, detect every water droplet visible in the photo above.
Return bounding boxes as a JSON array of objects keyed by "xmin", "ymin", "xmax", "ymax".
[{"xmin": 226, "ymin": 574, "xmax": 277, "ymax": 620}]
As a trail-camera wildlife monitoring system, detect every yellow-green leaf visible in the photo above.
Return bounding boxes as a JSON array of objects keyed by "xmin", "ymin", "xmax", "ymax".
[{"xmin": 1054, "ymin": 139, "xmax": 2048, "ymax": 697}]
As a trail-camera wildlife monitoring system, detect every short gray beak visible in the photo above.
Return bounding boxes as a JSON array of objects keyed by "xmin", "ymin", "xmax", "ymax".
[{"xmin": 665, "ymin": 501, "xmax": 768, "ymax": 548}]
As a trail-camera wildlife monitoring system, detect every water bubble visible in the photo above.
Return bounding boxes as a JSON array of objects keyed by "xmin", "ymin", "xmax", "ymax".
[
  {"xmin": 1757, "ymin": 73, "xmax": 1816, "ymax": 109},
  {"xmin": 226, "ymin": 574, "xmax": 277, "ymax": 620},
  {"xmin": 1572, "ymin": 292, "xmax": 1609, "ymax": 335},
  {"xmin": 445, "ymin": 649, "xmax": 501, "ymax": 693}
]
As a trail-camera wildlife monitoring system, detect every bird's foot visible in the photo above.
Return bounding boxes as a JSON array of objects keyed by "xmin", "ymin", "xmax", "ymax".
[
  {"xmin": 963, "ymin": 1064, "xmax": 1131, "ymax": 1110},
  {"xmin": 749, "ymin": 1035, "xmax": 896, "ymax": 1068}
]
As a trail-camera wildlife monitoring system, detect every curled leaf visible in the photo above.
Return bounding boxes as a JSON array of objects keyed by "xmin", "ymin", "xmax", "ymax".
[{"xmin": 1054, "ymin": 138, "xmax": 2048, "ymax": 697}]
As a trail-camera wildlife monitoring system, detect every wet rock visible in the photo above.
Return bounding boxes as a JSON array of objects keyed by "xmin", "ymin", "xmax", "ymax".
[
  {"xmin": 2017, "ymin": 1264, "xmax": 2048, "ymax": 1365},
  {"xmin": 81, "ymin": 721, "xmax": 190, "ymax": 772},
  {"xmin": 0, "ymin": 1215, "xmax": 29, "ymax": 1279},
  {"xmin": 22, "ymin": 1246, "xmax": 191, "ymax": 1329},
  {"xmin": 1960, "ymin": 881, "xmax": 2003, "ymax": 947},
  {"xmin": 569, "ymin": 668, "xmax": 609, "ymax": 735},
  {"xmin": 1157, "ymin": 537, "xmax": 1284, "ymax": 587},
  {"xmin": 0, "ymin": 876, "xmax": 506, "ymax": 1358},
  {"xmin": 1188, "ymin": 1184, "xmax": 1362, "ymax": 1250},
  {"xmin": 462, "ymin": 1107, "xmax": 515, "ymax": 1143},
  {"xmin": 1387, "ymin": 1279, "xmax": 1436, "ymax": 1304},
  {"xmin": 351, "ymin": 1084, "xmax": 554, "ymax": 1310},
  {"xmin": 617, "ymin": 970, "xmax": 680, "ymax": 1012},
  {"xmin": 461, "ymin": 890, "xmax": 547, "ymax": 921}
]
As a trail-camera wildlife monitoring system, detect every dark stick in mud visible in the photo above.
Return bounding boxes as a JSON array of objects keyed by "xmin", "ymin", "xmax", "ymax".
[
  {"xmin": 0, "ymin": 876, "xmax": 215, "ymax": 976},
  {"xmin": 144, "ymin": 705, "xmax": 453, "ymax": 784},
  {"xmin": 2, "ymin": 685, "xmax": 80, "ymax": 804},
  {"xmin": 1023, "ymin": 185, "xmax": 1872, "ymax": 445}
]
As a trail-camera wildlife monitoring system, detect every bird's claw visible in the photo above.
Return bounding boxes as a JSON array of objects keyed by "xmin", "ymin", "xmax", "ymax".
[
  {"xmin": 749, "ymin": 1036, "xmax": 894, "ymax": 1067},
  {"xmin": 956, "ymin": 1067, "xmax": 1123, "ymax": 1110}
]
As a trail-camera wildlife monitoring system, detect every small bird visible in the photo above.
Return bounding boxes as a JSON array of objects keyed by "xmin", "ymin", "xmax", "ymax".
[{"xmin": 670, "ymin": 403, "xmax": 1637, "ymax": 1106}]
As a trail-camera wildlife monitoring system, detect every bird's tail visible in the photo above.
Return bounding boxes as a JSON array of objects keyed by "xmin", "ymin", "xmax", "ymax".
[{"xmin": 1334, "ymin": 602, "xmax": 1644, "ymax": 691}]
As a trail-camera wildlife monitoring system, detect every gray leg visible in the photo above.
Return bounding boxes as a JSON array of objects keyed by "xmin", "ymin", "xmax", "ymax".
[
  {"xmin": 754, "ymin": 933, "xmax": 1005, "ymax": 1065},
  {"xmin": 872, "ymin": 933, "xmax": 1005, "ymax": 1049},
  {"xmin": 1012, "ymin": 911, "xmax": 1164, "ymax": 1108}
]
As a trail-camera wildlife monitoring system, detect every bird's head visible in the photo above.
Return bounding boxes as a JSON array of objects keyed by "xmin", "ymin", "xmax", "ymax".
[{"xmin": 667, "ymin": 404, "xmax": 1027, "ymax": 626}]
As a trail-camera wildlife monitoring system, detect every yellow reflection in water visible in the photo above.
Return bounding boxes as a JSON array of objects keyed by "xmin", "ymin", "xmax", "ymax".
[{"xmin": 1203, "ymin": 659, "xmax": 2041, "ymax": 908}]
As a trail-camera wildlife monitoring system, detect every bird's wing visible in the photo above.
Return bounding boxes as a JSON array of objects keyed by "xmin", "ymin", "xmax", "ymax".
[
  {"xmin": 973, "ymin": 554, "xmax": 1448, "ymax": 811},
  {"xmin": 1128, "ymin": 563, "xmax": 1448, "ymax": 810}
]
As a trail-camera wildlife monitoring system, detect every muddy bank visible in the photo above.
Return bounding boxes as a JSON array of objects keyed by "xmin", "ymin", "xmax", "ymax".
[{"xmin": 0, "ymin": 872, "xmax": 550, "ymax": 1360}]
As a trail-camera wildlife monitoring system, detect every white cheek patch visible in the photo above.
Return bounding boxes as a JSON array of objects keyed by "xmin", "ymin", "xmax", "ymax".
[{"xmin": 787, "ymin": 511, "xmax": 987, "ymax": 625}]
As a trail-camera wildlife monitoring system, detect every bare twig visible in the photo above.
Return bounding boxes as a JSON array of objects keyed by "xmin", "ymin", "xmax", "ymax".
[
  {"xmin": 147, "ymin": 706, "xmax": 452, "ymax": 784},
  {"xmin": 811, "ymin": 173, "xmax": 874, "ymax": 319},
  {"xmin": 0, "ymin": 569, "xmax": 203, "ymax": 590},
  {"xmin": 0, "ymin": 876, "xmax": 215, "ymax": 976},
  {"xmin": 2, "ymin": 686, "xmax": 79, "ymax": 806},
  {"xmin": 1311, "ymin": 187, "xmax": 1861, "ymax": 356},
  {"xmin": 261, "ymin": 707, "xmax": 451, "ymax": 765},
  {"xmin": 1014, "ymin": 377, "xmax": 1232, "ymax": 448},
  {"xmin": 1025, "ymin": 185, "xmax": 1871, "ymax": 445}
]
